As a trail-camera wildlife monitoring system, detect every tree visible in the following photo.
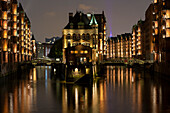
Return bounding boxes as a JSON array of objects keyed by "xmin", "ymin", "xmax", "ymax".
[{"xmin": 48, "ymin": 38, "xmax": 63, "ymax": 61}]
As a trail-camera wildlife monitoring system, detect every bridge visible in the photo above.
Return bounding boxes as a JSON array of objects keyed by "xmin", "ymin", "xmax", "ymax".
[
  {"xmin": 101, "ymin": 59, "xmax": 154, "ymax": 66},
  {"xmin": 24, "ymin": 57, "xmax": 62, "ymax": 66}
]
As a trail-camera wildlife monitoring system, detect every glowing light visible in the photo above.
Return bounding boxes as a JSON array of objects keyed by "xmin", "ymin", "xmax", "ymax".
[
  {"xmin": 75, "ymin": 68, "xmax": 78, "ymax": 74},
  {"xmin": 33, "ymin": 68, "xmax": 37, "ymax": 81},
  {"xmin": 75, "ymin": 88, "xmax": 78, "ymax": 112},
  {"xmin": 132, "ymin": 76, "xmax": 134, "ymax": 83},
  {"xmin": 110, "ymin": 31, "xmax": 113, "ymax": 37},
  {"xmin": 86, "ymin": 68, "xmax": 90, "ymax": 74}
]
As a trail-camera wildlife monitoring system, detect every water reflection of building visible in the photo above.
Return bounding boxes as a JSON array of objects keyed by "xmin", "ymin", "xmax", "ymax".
[
  {"xmin": 63, "ymin": 11, "xmax": 106, "ymax": 65},
  {"xmin": 0, "ymin": 66, "xmax": 53, "ymax": 113},
  {"xmin": 0, "ymin": 66, "xmax": 169, "ymax": 113},
  {"xmin": 1, "ymin": 69, "xmax": 37, "ymax": 113}
]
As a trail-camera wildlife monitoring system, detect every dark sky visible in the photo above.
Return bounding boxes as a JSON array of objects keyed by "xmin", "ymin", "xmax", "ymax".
[{"xmin": 18, "ymin": 0, "xmax": 153, "ymax": 42}]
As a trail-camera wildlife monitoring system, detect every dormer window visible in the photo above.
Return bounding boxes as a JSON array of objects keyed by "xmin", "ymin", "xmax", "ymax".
[
  {"xmin": 70, "ymin": 23, "xmax": 73, "ymax": 29},
  {"xmin": 78, "ymin": 22, "xmax": 84, "ymax": 29}
]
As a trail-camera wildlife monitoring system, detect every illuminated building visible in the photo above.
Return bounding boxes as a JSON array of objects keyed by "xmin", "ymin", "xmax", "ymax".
[
  {"xmin": 36, "ymin": 41, "xmax": 53, "ymax": 58},
  {"xmin": 0, "ymin": 0, "xmax": 34, "ymax": 75},
  {"xmin": 132, "ymin": 20, "xmax": 145, "ymax": 59},
  {"xmin": 107, "ymin": 33, "xmax": 132, "ymax": 59},
  {"xmin": 152, "ymin": 0, "xmax": 170, "ymax": 63},
  {"xmin": 143, "ymin": 4, "xmax": 154, "ymax": 61},
  {"xmin": 63, "ymin": 11, "xmax": 106, "ymax": 65},
  {"xmin": 94, "ymin": 12, "xmax": 107, "ymax": 60}
]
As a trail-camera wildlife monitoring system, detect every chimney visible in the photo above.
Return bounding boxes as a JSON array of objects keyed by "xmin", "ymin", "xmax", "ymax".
[{"xmin": 69, "ymin": 13, "xmax": 73, "ymax": 22}]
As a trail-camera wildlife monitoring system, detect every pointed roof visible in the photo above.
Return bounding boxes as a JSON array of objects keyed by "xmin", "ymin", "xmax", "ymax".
[
  {"xmin": 31, "ymin": 34, "xmax": 35, "ymax": 40},
  {"xmin": 64, "ymin": 11, "xmax": 91, "ymax": 29},
  {"xmin": 89, "ymin": 14, "xmax": 98, "ymax": 26}
]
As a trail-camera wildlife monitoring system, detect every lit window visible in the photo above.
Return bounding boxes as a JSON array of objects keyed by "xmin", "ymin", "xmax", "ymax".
[
  {"xmin": 154, "ymin": 0, "xmax": 157, "ymax": 4},
  {"xmin": 166, "ymin": 29, "xmax": 170, "ymax": 37},
  {"xmin": 80, "ymin": 51, "xmax": 84, "ymax": 54},
  {"xmin": 75, "ymin": 51, "xmax": 78, "ymax": 54},
  {"xmin": 86, "ymin": 34, "xmax": 90, "ymax": 40},
  {"xmin": 84, "ymin": 50, "xmax": 88, "ymax": 54},
  {"xmin": 73, "ymin": 34, "xmax": 76, "ymax": 40},
  {"xmin": 166, "ymin": 20, "xmax": 170, "ymax": 28},
  {"xmin": 82, "ymin": 34, "xmax": 86, "ymax": 40}
]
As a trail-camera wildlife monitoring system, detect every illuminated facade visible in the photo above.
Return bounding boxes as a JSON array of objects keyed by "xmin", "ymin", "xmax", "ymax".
[
  {"xmin": 132, "ymin": 20, "xmax": 144, "ymax": 59},
  {"xmin": 107, "ymin": 33, "xmax": 132, "ymax": 59},
  {"xmin": 63, "ymin": 11, "xmax": 106, "ymax": 65},
  {"xmin": 94, "ymin": 12, "xmax": 107, "ymax": 60},
  {"xmin": 0, "ymin": 0, "xmax": 35, "ymax": 75},
  {"xmin": 36, "ymin": 42, "xmax": 53, "ymax": 58},
  {"xmin": 144, "ymin": 4, "xmax": 154, "ymax": 61},
  {"xmin": 153, "ymin": 0, "xmax": 170, "ymax": 62}
]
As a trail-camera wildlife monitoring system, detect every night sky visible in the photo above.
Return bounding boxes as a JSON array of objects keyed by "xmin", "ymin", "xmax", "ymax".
[{"xmin": 18, "ymin": 0, "xmax": 153, "ymax": 42}]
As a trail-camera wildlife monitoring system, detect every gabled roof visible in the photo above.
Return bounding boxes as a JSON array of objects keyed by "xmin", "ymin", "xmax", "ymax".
[{"xmin": 64, "ymin": 11, "xmax": 91, "ymax": 29}]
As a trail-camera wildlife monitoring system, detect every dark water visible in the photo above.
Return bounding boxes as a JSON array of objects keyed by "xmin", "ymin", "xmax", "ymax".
[{"xmin": 0, "ymin": 66, "xmax": 170, "ymax": 113}]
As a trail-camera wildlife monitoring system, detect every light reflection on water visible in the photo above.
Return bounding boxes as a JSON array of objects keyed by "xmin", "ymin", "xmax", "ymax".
[{"xmin": 0, "ymin": 66, "xmax": 170, "ymax": 113}]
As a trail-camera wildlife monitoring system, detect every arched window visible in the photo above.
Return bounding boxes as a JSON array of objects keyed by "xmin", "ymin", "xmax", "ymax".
[
  {"xmin": 77, "ymin": 34, "xmax": 80, "ymax": 41},
  {"xmin": 73, "ymin": 34, "xmax": 76, "ymax": 40},
  {"xmin": 86, "ymin": 33, "xmax": 90, "ymax": 40},
  {"xmin": 66, "ymin": 34, "xmax": 71, "ymax": 39},
  {"xmin": 82, "ymin": 34, "xmax": 86, "ymax": 40}
]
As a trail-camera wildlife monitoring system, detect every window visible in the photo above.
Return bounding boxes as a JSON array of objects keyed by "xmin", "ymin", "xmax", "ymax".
[
  {"xmin": 166, "ymin": 20, "xmax": 170, "ymax": 28},
  {"xmin": 77, "ymin": 34, "xmax": 80, "ymax": 41},
  {"xmin": 93, "ymin": 34, "xmax": 96, "ymax": 45},
  {"xmin": 70, "ymin": 23, "xmax": 73, "ymax": 29},
  {"xmin": 154, "ymin": 0, "xmax": 157, "ymax": 3},
  {"xmin": 80, "ymin": 51, "xmax": 84, "ymax": 54},
  {"xmin": 75, "ymin": 51, "xmax": 78, "ymax": 54},
  {"xmin": 84, "ymin": 50, "xmax": 88, "ymax": 54},
  {"xmin": 73, "ymin": 34, "xmax": 76, "ymax": 40},
  {"xmin": 82, "ymin": 34, "xmax": 86, "ymax": 40},
  {"xmin": 166, "ymin": 29, "xmax": 170, "ymax": 37},
  {"xmin": 86, "ymin": 33, "xmax": 90, "ymax": 40},
  {"xmin": 66, "ymin": 34, "xmax": 71, "ymax": 39},
  {"xmin": 73, "ymin": 34, "xmax": 80, "ymax": 41},
  {"xmin": 71, "ymin": 51, "xmax": 74, "ymax": 54},
  {"xmin": 68, "ymin": 40, "xmax": 70, "ymax": 46}
]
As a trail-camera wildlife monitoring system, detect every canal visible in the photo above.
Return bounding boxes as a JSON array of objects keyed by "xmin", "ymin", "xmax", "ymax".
[{"xmin": 0, "ymin": 66, "xmax": 170, "ymax": 113}]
